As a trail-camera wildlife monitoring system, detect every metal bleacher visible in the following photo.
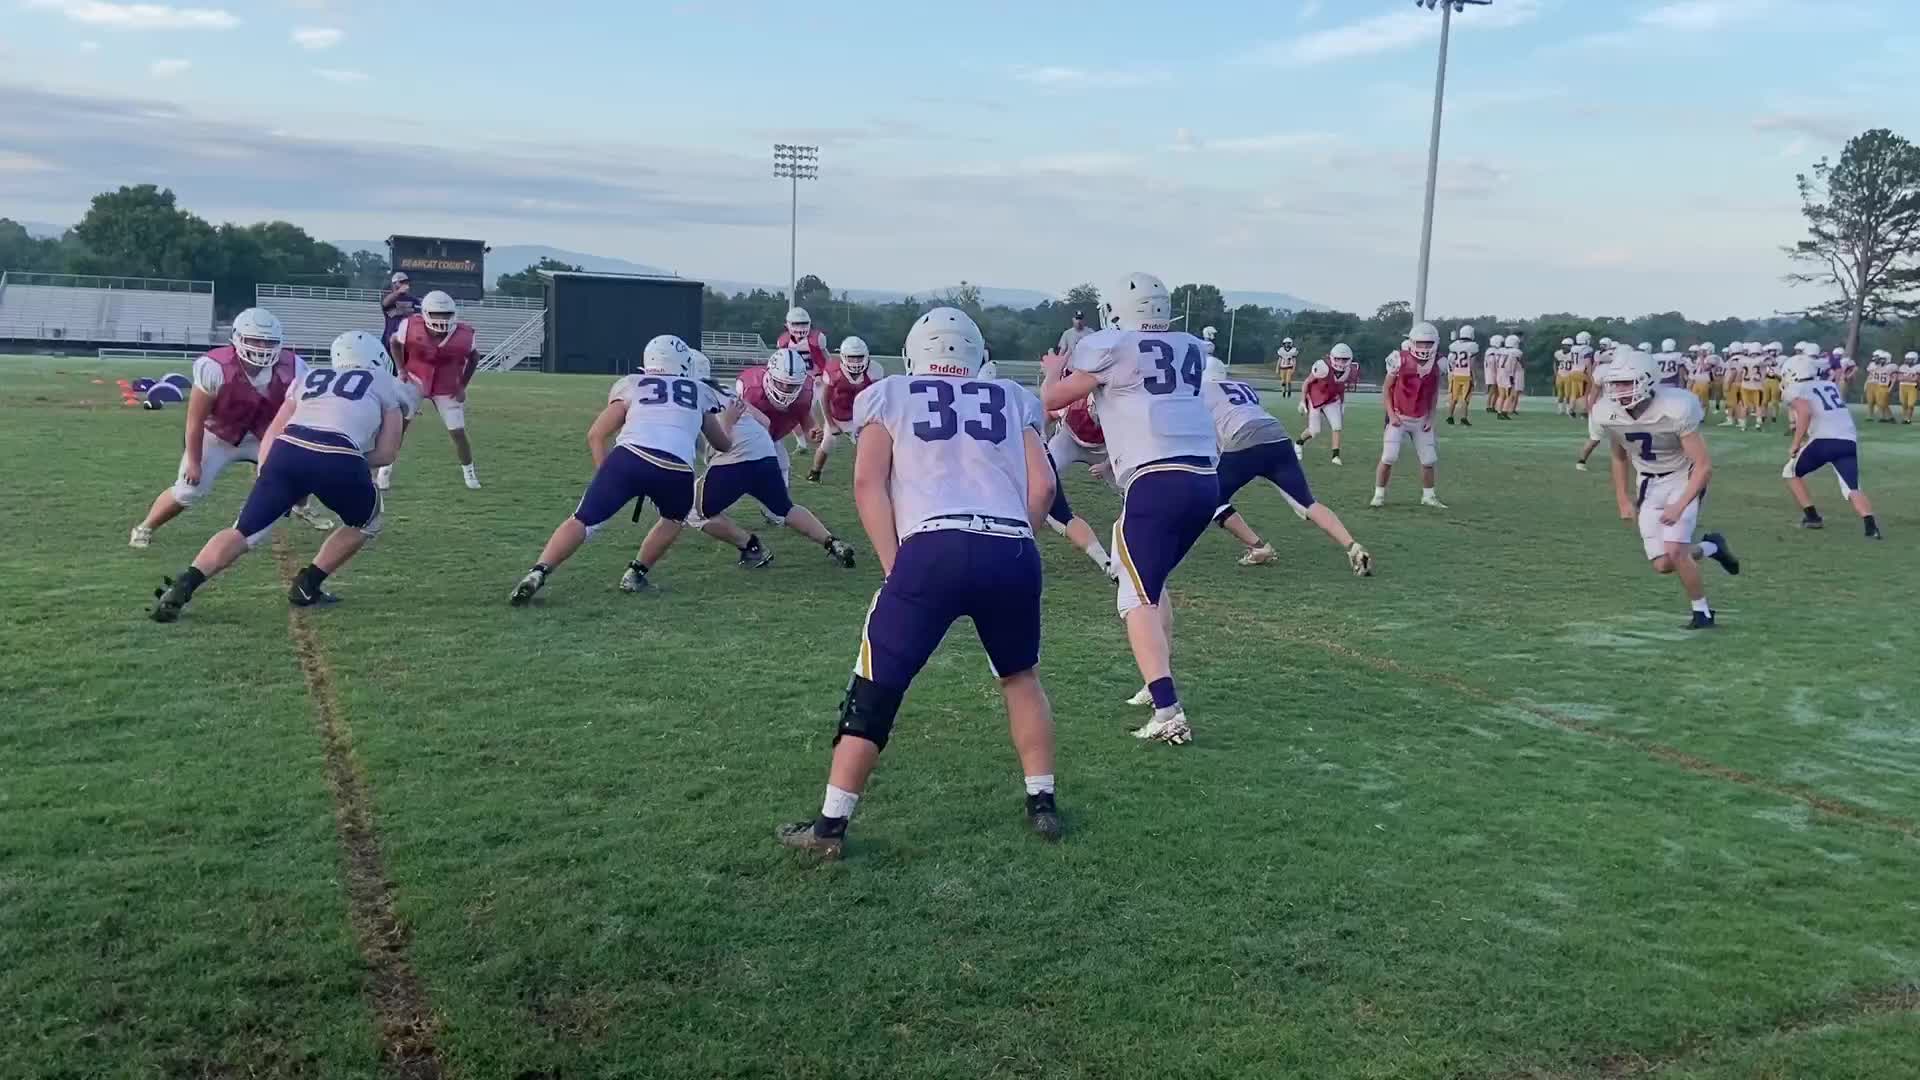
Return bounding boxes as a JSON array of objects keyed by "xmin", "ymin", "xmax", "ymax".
[
  {"xmin": 700, "ymin": 332, "xmax": 909, "ymax": 381},
  {"xmin": 0, "ymin": 272, "xmax": 216, "ymax": 345},
  {"xmin": 254, "ymin": 284, "xmax": 545, "ymax": 369}
]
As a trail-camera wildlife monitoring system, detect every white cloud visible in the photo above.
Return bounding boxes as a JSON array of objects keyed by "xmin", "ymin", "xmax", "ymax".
[
  {"xmin": 1010, "ymin": 65, "xmax": 1167, "ymax": 89},
  {"xmin": 24, "ymin": 0, "xmax": 238, "ymax": 30},
  {"xmin": 291, "ymin": 26, "xmax": 343, "ymax": 49},
  {"xmin": 1248, "ymin": 0, "xmax": 1539, "ymax": 65},
  {"xmin": 1753, "ymin": 110, "xmax": 1856, "ymax": 143},
  {"xmin": 1180, "ymin": 132, "xmax": 1334, "ymax": 155},
  {"xmin": 313, "ymin": 67, "xmax": 369, "ymax": 83},
  {"xmin": 148, "ymin": 57, "xmax": 191, "ymax": 76},
  {"xmin": 0, "ymin": 151, "xmax": 57, "ymax": 172},
  {"xmin": 1637, "ymin": 1, "xmax": 1750, "ymax": 32},
  {"xmin": 78, "ymin": 39, "xmax": 100, "ymax": 51}
]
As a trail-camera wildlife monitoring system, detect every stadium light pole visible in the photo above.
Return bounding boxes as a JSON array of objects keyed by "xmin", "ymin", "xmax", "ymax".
[
  {"xmin": 1411, "ymin": 0, "xmax": 1490, "ymax": 326},
  {"xmin": 773, "ymin": 144, "xmax": 819, "ymax": 304}
]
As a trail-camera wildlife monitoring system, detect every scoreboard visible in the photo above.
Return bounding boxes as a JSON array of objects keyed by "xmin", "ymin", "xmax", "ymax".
[{"xmin": 387, "ymin": 235, "xmax": 486, "ymax": 301}]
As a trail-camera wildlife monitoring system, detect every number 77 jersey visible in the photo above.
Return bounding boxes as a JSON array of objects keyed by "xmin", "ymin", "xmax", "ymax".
[
  {"xmin": 1068, "ymin": 328, "xmax": 1219, "ymax": 488},
  {"xmin": 852, "ymin": 375, "xmax": 1047, "ymax": 541}
]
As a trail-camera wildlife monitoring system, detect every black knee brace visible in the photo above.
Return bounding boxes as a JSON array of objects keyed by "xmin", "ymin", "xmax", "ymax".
[
  {"xmin": 1213, "ymin": 503, "xmax": 1237, "ymax": 526},
  {"xmin": 835, "ymin": 675, "xmax": 904, "ymax": 751}
]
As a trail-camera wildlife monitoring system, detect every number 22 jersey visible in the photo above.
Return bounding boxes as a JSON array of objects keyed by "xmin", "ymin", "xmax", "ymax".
[
  {"xmin": 852, "ymin": 375, "xmax": 1045, "ymax": 540},
  {"xmin": 1068, "ymin": 329, "xmax": 1219, "ymax": 488}
]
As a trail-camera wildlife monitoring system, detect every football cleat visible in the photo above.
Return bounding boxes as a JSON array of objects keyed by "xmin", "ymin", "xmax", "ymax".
[
  {"xmin": 149, "ymin": 576, "xmax": 191, "ymax": 623},
  {"xmin": 1369, "ymin": 492, "xmax": 1386, "ymax": 508},
  {"xmin": 1239, "ymin": 542, "xmax": 1277, "ymax": 567},
  {"xmin": 508, "ymin": 567, "xmax": 547, "ymax": 606},
  {"xmin": 1421, "ymin": 493, "xmax": 1448, "ymax": 510},
  {"xmin": 806, "ymin": 469, "xmax": 822, "ymax": 483},
  {"xmin": 738, "ymin": 536, "xmax": 774, "ymax": 569},
  {"xmin": 1459, "ymin": 417, "xmax": 1472, "ymax": 427},
  {"xmin": 287, "ymin": 580, "xmax": 339, "ymax": 608},
  {"xmin": 462, "ymin": 464, "xmax": 481, "ymax": 490},
  {"xmin": 1125, "ymin": 686, "xmax": 1154, "ymax": 707},
  {"xmin": 618, "ymin": 561, "xmax": 650, "ymax": 593},
  {"xmin": 1575, "ymin": 461, "xmax": 1589, "ymax": 472},
  {"xmin": 1686, "ymin": 610, "xmax": 1718, "ymax": 631},
  {"xmin": 1445, "ymin": 416, "xmax": 1455, "ymax": 425},
  {"xmin": 826, "ymin": 539, "xmax": 856, "ymax": 568},
  {"xmin": 1329, "ymin": 452, "xmax": 1343, "ymax": 466},
  {"xmin": 1347, "ymin": 543, "xmax": 1373, "ymax": 577},
  {"xmin": 1799, "ymin": 514, "xmax": 1825, "ymax": 530},
  {"xmin": 1701, "ymin": 532, "xmax": 1739, "ymax": 574},
  {"xmin": 1132, "ymin": 708, "xmax": 1192, "ymax": 745},
  {"xmin": 374, "ymin": 466, "xmax": 393, "ymax": 490},
  {"xmin": 775, "ymin": 819, "xmax": 845, "ymax": 859},
  {"xmin": 1026, "ymin": 792, "xmax": 1062, "ymax": 841},
  {"xmin": 289, "ymin": 503, "xmax": 335, "ymax": 531},
  {"xmin": 1866, "ymin": 521, "xmax": 1884, "ymax": 540},
  {"xmin": 129, "ymin": 525, "xmax": 153, "ymax": 549}
]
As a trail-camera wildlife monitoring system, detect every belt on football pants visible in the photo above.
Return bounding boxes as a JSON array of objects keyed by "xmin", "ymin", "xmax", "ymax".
[{"xmin": 908, "ymin": 513, "xmax": 1034, "ymax": 541}]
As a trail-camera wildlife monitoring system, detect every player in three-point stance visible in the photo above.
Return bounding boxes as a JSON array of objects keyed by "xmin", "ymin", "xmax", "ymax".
[
  {"xmin": 806, "ymin": 336, "xmax": 883, "ymax": 482},
  {"xmin": 1372, "ymin": 322, "xmax": 1447, "ymax": 509},
  {"xmin": 1040, "ymin": 372, "xmax": 1119, "ymax": 582},
  {"xmin": 1201, "ymin": 357, "xmax": 1373, "ymax": 574},
  {"xmin": 384, "ymin": 290, "xmax": 481, "ymax": 490},
  {"xmin": 777, "ymin": 306, "xmax": 831, "ymax": 452},
  {"xmin": 1043, "ymin": 271, "xmax": 1219, "ymax": 747},
  {"xmin": 1590, "ymin": 349, "xmax": 1740, "ymax": 630},
  {"xmin": 150, "ymin": 332, "xmax": 407, "ymax": 622},
  {"xmin": 694, "ymin": 348, "xmax": 859, "ymax": 569},
  {"xmin": 130, "ymin": 306, "xmax": 335, "ymax": 549},
  {"xmin": 1781, "ymin": 352, "xmax": 1883, "ymax": 539},
  {"xmin": 777, "ymin": 308, "xmax": 1062, "ymax": 858},
  {"xmin": 508, "ymin": 337, "xmax": 744, "ymax": 604},
  {"xmin": 1295, "ymin": 343, "xmax": 1354, "ymax": 465},
  {"xmin": 1275, "ymin": 338, "xmax": 1299, "ymax": 397}
]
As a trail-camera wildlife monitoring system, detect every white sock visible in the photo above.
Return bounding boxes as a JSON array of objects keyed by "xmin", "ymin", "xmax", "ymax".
[
  {"xmin": 1373, "ymin": 486, "xmax": 1386, "ymax": 499},
  {"xmin": 1085, "ymin": 540, "xmax": 1109, "ymax": 568},
  {"xmin": 1024, "ymin": 774, "xmax": 1054, "ymax": 796},
  {"xmin": 1690, "ymin": 598, "xmax": 1711, "ymax": 615},
  {"xmin": 1422, "ymin": 487, "xmax": 1437, "ymax": 499},
  {"xmin": 1695, "ymin": 539, "xmax": 1719, "ymax": 559},
  {"xmin": 820, "ymin": 784, "xmax": 859, "ymax": 819},
  {"xmin": 1047, "ymin": 517, "xmax": 1070, "ymax": 537}
]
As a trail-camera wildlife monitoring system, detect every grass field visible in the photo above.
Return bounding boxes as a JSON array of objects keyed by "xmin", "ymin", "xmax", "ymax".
[{"xmin": 5, "ymin": 353, "xmax": 1920, "ymax": 1080}]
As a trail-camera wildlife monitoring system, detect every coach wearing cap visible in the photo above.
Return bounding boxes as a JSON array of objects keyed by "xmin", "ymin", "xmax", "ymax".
[
  {"xmin": 1056, "ymin": 310, "xmax": 1093, "ymax": 356},
  {"xmin": 381, "ymin": 272, "xmax": 420, "ymax": 346}
]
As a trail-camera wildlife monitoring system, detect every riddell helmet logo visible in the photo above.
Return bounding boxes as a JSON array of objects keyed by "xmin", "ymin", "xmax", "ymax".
[{"xmin": 925, "ymin": 361, "xmax": 972, "ymax": 376}]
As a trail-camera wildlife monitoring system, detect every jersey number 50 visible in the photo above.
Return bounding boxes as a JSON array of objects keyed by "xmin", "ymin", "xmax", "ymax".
[
  {"xmin": 911, "ymin": 379, "xmax": 1008, "ymax": 443},
  {"xmin": 1140, "ymin": 339, "xmax": 1204, "ymax": 396}
]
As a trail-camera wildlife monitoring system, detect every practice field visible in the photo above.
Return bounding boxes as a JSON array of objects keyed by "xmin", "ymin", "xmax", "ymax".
[{"xmin": 6, "ymin": 354, "xmax": 1920, "ymax": 1080}]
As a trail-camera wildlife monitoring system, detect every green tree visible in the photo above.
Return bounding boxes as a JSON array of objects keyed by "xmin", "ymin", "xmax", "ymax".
[
  {"xmin": 1786, "ymin": 128, "xmax": 1920, "ymax": 358},
  {"xmin": 69, "ymin": 184, "xmax": 214, "ymax": 280},
  {"xmin": 794, "ymin": 274, "xmax": 833, "ymax": 308},
  {"xmin": 1372, "ymin": 300, "xmax": 1413, "ymax": 327},
  {"xmin": 1170, "ymin": 283, "xmax": 1226, "ymax": 335},
  {"xmin": 0, "ymin": 219, "xmax": 65, "ymax": 273},
  {"xmin": 495, "ymin": 257, "xmax": 582, "ymax": 298},
  {"xmin": 1064, "ymin": 283, "xmax": 1101, "ymax": 316},
  {"xmin": 343, "ymin": 249, "xmax": 391, "ymax": 290}
]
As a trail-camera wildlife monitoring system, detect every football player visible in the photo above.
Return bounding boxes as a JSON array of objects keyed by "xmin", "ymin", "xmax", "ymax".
[
  {"xmin": 777, "ymin": 306, "xmax": 831, "ymax": 451},
  {"xmin": 1590, "ymin": 350, "xmax": 1740, "ymax": 629},
  {"xmin": 1372, "ymin": 322, "xmax": 1447, "ymax": 508},
  {"xmin": 1836, "ymin": 347, "xmax": 1859, "ymax": 401},
  {"xmin": 1899, "ymin": 350, "xmax": 1920, "ymax": 423},
  {"xmin": 807, "ymin": 336, "xmax": 883, "ymax": 482},
  {"xmin": 1738, "ymin": 343, "xmax": 1768, "ymax": 430},
  {"xmin": 1863, "ymin": 350, "xmax": 1895, "ymax": 422},
  {"xmin": 1760, "ymin": 341, "xmax": 1785, "ymax": 428},
  {"xmin": 150, "ymin": 332, "xmax": 407, "ymax": 622},
  {"xmin": 508, "ymin": 337, "xmax": 743, "ymax": 604},
  {"xmin": 1498, "ymin": 334, "xmax": 1525, "ymax": 416},
  {"xmin": 1553, "ymin": 338, "xmax": 1577, "ymax": 416},
  {"xmin": 130, "ymin": 307, "xmax": 335, "ymax": 549},
  {"xmin": 1296, "ymin": 343, "xmax": 1353, "ymax": 464},
  {"xmin": 1445, "ymin": 329, "xmax": 1478, "ymax": 425},
  {"xmin": 1655, "ymin": 339, "xmax": 1685, "ymax": 389},
  {"xmin": 1042, "ymin": 272, "xmax": 1219, "ymax": 746},
  {"xmin": 1781, "ymin": 352, "xmax": 1881, "ymax": 539},
  {"xmin": 1275, "ymin": 337, "xmax": 1300, "ymax": 396},
  {"xmin": 1201, "ymin": 325, "xmax": 1218, "ymax": 356},
  {"xmin": 1042, "ymin": 374, "xmax": 1121, "ymax": 582},
  {"xmin": 383, "ymin": 290, "xmax": 481, "ymax": 490},
  {"xmin": 694, "ymin": 348, "xmax": 858, "ymax": 569},
  {"xmin": 777, "ymin": 308, "xmax": 1061, "ymax": 857},
  {"xmin": 1202, "ymin": 357, "xmax": 1373, "ymax": 574},
  {"xmin": 1688, "ymin": 345, "xmax": 1714, "ymax": 409}
]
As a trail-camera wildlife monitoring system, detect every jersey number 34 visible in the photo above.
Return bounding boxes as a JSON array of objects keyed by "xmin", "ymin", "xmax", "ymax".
[{"xmin": 1141, "ymin": 340, "xmax": 1205, "ymax": 396}]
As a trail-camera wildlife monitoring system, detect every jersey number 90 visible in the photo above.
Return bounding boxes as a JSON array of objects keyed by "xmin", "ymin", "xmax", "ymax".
[{"xmin": 301, "ymin": 368, "xmax": 372, "ymax": 401}]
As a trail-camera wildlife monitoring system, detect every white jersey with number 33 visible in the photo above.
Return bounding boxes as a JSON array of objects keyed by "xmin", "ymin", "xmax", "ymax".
[
  {"xmin": 1784, "ymin": 378, "xmax": 1858, "ymax": 443},
  {"xmin": 1589, "ymin": 386, "xmax": 1703, "ymax": 477},
  {"xmin": 1068, "ymin": 328, "xmax": 1219, "ymax": 487},
  {"xmin": 854, "ymin": 375, "xmax": 1046, "ymax": 540}
]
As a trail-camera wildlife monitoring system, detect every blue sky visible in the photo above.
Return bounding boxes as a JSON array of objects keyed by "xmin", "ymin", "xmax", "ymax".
[{"xmin": 1, "ymin": 0, "xmax": 1915, "ymax": 317}]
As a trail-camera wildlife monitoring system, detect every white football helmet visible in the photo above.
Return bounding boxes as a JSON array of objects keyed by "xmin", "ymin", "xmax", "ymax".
[
  {"xmin": 1408, "ymin": 322, "xmax": 1440, "ymax": 364},
  {"xmin": 1600, "ymin": 336, "xmax": 1616, "ymax": 349},
  {"xmin": 1458, "ymin": 324, "xmax": 1476, "ymax": 341},
  {"xmin": 688, "ymin": 348, "xmax": 715, "ymax": 387},
  {"xmin": 1561, "ymin": 337, "xmax": 1574, "ymax": 348},
  {"xmin": 1202, "ymin": 325, "xmax": 1218, "ymax": 342},
  {"xmin": 1101, "ymin": 272, "xmax": 1172, "ymax": 331},
  {"xmin": 420, "ymin": 291, "xmax": 457, "ymax": 335},
  {"xmin": 1637, "ymin": 341, "xmax": 1653, "ymax": 353},
  {"xmin": 904, "ymin": 306, "xmax": 986, "ymax": 377},
  {"xmin": 763, "ymin": 348, "xmax": 811, "ymax": 407},
  {"xmin": 1702, "ymin": 341, "xmax": 1716, "ymax": 355},
  {"xmin": 1660, "ymin": 338, "xmax": 1677, "ymax": 353},
  {"xmin": 329, "ymin": 329, "xmax": 387, "ymax": 372},
  {"xmin": 1766, "ymin": 341, "xmax": 1783, "ymax": 355},
  {"xmin": 230, "ymin": 307, "xmax": 285, "ymax": 369},
  {"xmin": 784, "ymin": 306, "xmax": 811, "ymax": 340},
  {"xmin": 1603, "ymin": 350, "xmax": 1657, "ymax": 411},
  {"xmin": 839, "ymin": 335, "xmax": 871, "ymax": 378},
  {"xmin": 642, "ymin": 334, "xmax": 694, "ymax": 377},
  {"xmin": 1784, "ymin": 354, "xmax": 1822, "ymax": 382},
  {"xmin": 1907, "ymin": 352, "xmax": 1919, "ymax": 362},
  {"xmin": 1504, "ymin": 334, "xmax": 1520, "ymax": 349},
  {"xmin": 1202, "ymin": 356, "xmax": 1228, "ymax": 382},
  {"xmin": 1574, "ymin": 331, "xmax": 1593, "ymax": 347},
  {"xmin": 1281, "ymin": 337, "xmax": 1295, "ymax": 348},
  {"xmin": 1330, "ymin": 342, "xmax": 1354, "ymax": 364}
]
